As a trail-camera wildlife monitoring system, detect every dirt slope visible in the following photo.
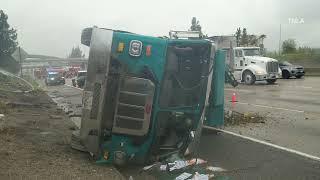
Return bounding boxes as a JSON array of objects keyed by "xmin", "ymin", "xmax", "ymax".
[{"xmin": 0, "ymin": 90, "xmax": 123, "ymax": 179}]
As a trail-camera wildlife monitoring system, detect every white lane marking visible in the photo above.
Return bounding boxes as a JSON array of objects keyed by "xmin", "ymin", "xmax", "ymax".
[
  {"xmin": 64, "ymin": 84, "xmax": 83, "ymax": 91},
  {"xmin": 225, "ymin": 88, "xmax": 252, "ymax": 93},
  {"xmin": 287, "ymin": 86, "xmax": 312, "ymax": 89},
  {"xmin": 235, "ymin": 102, "xmax": 304, "ymax": 113},
  {"xmin": 203, "ymin": 126, "xmax": 320, "ymax": 162}
]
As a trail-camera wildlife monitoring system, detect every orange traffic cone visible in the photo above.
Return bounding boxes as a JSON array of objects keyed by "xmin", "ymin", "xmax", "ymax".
[{"xmin": 231, "ymin": 92, "xmax": 237, "ymax": 103}]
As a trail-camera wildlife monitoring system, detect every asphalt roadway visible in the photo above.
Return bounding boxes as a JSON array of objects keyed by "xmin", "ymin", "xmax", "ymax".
[
  {"xmin": 225, "ymin": 77, "xmax": 320, "ymax": 158},
  {"xmin": 45, "ymin": 77, "xmax": 320, "ymax": 180}
]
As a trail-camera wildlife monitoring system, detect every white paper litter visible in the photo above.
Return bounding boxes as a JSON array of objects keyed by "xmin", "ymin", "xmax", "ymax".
[
  {"xmin": 160, "ymin": 164, "xmax": 167, "ymax": 171},
  {"xmin": 191, "ymin": 172, "xmax": 209, "ymax": 180},
  {"xmin": 142, "ymin": 163, "xmax": 157, "ymax": 171},
  {"xmin": 206, "ymin": 166, "xmax": 226, "ymax": 172},
  {"xmin": 169, "ymin": 160, "xmax": 189, "ymax": 171},
  {"xmin": 175, "ymin": 172, "xmax": 192, "ymax": 180}
]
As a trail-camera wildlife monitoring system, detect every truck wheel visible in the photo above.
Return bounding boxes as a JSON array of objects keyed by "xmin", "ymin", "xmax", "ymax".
[
  {"xmin": 266, "ymin": 79, "xmax": 277, "ymax": 84},
  {"xmin": 282, "ymin": 70, "xmax": 290, "ymax": 79},
  {"xmin": 296, "ymin": 75, "xmax": 302, "ymax": 79},
  {"xmin": 243, "ymin": 71, "xmax": 256, "ymax": 85}
]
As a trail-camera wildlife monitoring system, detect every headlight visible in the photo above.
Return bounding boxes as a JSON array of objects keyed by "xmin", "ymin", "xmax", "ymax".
[
  {"xmin": 255, "ymin": 70, "xmax": 265, "ymax": 75},
  {"xmin": 50, "ymin": 78, "xmax": 55, "ymax": 80}
]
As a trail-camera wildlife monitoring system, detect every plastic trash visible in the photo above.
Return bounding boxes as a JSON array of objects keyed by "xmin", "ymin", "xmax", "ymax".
[
  {"xmin": 191, "ymin": 172, "xmax": 209, "ymax": 180},
  {"xmin": 206, "ymin": 166, "xmax": 226, "ymax": 172},
  {"xmin": 169, "ymin": 160, "xmax": 189, "ymax": 171},
  {"xmin": 160, "ymin": 164, "xmax": 167, "ymax": 171},
  {"xmin": 128, "ymin": 176, "xmax": 134, "ymax": 180},
  {"xmin": 187, "ymin": 158, "xmax": 207, "ymax": 165},
  {"xmin": 168, "ymin": 158, "xmax": 208, "ymax": 171},
  {"xmin": 142, "ymin": 163, "xmax": 157, "ymax": 171},
  {"xmin": 175, "ymin": 172, "xmax": 192, "ymax": 180}
]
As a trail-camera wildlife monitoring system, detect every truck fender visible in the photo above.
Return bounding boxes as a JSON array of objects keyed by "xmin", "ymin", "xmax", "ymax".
[{"xmin": 240, "ymin": 65, "xmax": 264, "ymax": 81}]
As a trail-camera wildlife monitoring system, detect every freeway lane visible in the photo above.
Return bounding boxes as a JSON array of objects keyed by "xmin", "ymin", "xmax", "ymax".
[
  {"xmin": 44, "ymin": 82, "xmax": 320, "ymax": 179},
  {"xmin": 199, "ymin": 129, "xmax": 320, "ymax": 180},
  {"xmin": 224, "ymin": 77, "xmax": 320, "ymax": 157}
]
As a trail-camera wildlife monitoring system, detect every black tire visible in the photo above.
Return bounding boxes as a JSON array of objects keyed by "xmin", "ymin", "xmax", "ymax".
[
  {"xmin": 296, "ymin": 75, "xmax": 303, "ymax": 79},
  {"xmin": 266, "ymin": 79, "xmax": 277, "ymax": 84},
  {"xmin": 282, "ymin": 70, "xmax": 290, "ymax": 79},
  {"xmin": 243, "ymin": 71, "xmax": 256, "ymax": 85},
  {"xmin": 81, "ymin": 28, "xmax": 93, "ymax": 47}
]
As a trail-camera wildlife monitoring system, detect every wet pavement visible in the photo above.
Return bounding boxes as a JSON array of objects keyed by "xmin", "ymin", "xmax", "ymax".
[
  {"xmin": 45, "ymin": 77, "xmax": 320, "ymax": 179},
  {"xmin": 199, "ymin": 129, "xmax": 320, "ymax": 180},
  {"xmin": 224, "ymin": 77, "xmax": 320, "ymax": 157}
]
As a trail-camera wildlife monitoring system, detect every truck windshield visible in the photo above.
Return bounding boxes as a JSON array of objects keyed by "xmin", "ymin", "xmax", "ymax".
[
  {"xmin": 159, "ymin": 43, "xmax": 211, "ymax": 108},
  {"xmin": 243, "ymin": 49, "xmax": 261, "ymax": 56}
]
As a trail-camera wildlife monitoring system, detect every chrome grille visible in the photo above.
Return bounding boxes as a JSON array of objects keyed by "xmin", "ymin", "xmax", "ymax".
[
  {"xmin": 112, "ymin": 77, "xmax": 155, "ymax": 136},
  {"xmin": 266, "ymin": 61, "xmax": 279, "ymax": 73}
]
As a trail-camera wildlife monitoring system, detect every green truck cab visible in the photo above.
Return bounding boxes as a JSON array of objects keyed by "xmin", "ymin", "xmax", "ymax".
[{"xmin": 71, "ymin": 27, "xmax": 225, "ymax": 166}]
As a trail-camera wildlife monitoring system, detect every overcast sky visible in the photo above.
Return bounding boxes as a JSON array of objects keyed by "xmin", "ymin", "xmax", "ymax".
[{"xmin": 1, "ymin": 0, "xmax": 319, "ymax": 57}]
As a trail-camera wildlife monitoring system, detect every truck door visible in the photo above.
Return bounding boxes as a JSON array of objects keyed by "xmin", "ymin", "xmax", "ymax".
[{"xmin": 233, "ymin": 49, "xmax": 243, "ymax": 80}]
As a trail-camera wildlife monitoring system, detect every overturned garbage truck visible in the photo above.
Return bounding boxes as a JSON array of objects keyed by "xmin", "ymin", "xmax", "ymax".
[{"xmin": 71, "ymin": 28, "xmax": 226, "ymax": 166}]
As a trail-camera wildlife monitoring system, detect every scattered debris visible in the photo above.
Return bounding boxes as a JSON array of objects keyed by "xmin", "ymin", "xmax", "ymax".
[
  {"xmin": 188, "ymin": 158, "xmax": 207, "ymax": 165},
  {"xmin": 169, "ymin": 160, "xmax": 189, "ymax": 171},
  {"xmin": 0, "ymin": 114, "xmax": 4, "ymax": 119},
  {"xmin": 175, "ymin": 172, "xmax": 193, "ymax": 180},
  {"xmin": 160, "ymin": 164, "xmax": 167, "ymax": 171},
  {"xmin": 225, "ymin": 110, "xmax": 266, "ymax": 126},
  {"xmin": 142, "ymin": 163, "xmax": 158, "ymax": 171},
  {"xmin": 168, "ymin": 158, "xmax": 207, "ymax": 171},
  {"xmin": 206, "ymin": 166, "xmax": 226, "ymax": 172},
  {"xmin": 191, "ymin": 172, "xmax": 211, "ymax": 180}
]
